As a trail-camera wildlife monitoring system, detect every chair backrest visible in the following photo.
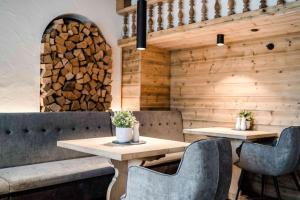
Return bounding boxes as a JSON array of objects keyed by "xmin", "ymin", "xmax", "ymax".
[
  {"xmin": 132, "ymin": 111, "xmax": 184, "ymax": 141},
  {"xmin": 172, "ymin": 139, "xmax": 232, "ymax": 200},
  {"xmin": 0, "ymin": 112, "xmax": 112, "ymax": 168},
  {"xmin": 275, "ymin": 126, "xmax": 300, "ymax": 175}
]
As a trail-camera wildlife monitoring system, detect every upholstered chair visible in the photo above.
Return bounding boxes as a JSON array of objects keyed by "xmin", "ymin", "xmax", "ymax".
[
  {"xmin": 121, "ymin": 139, "xmax": 232, "ymax": 200},
  {"xmin": 235, "ymin": 126, "xmax": 300, "ymax": 200}
]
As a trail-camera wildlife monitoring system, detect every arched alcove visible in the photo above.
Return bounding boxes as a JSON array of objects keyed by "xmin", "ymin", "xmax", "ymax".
[{"xmin": 40, "ymin": 14, "xmax": 112, "ymax": 112}]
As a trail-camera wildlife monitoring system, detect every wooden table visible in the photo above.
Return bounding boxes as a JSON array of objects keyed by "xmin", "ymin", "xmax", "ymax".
[
  {"xmin": 57, "ymin": 136, "xmax": 189, "ymax": 200},
  {"xmin": 183, "ymin": 127, "xmax": 278, "ymax": 199},
  {"xmin": 183, "ymin": 127, "xmax": 278, "ymax": 140}
]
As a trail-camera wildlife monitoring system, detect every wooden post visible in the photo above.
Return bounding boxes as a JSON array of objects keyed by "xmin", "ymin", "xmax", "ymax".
[
  {"xmin": 178, "ymin": 0, "xmax": 184, "ymax": 26},
  {"xmin": 202, "ymin": 0, "xmax": 208, "ymax": 21},
  {"xmin": 131, "ymin": 11, "xmax": 136, "ymax": 37},
  {"xmin": 277, "ymin": 0, "xmax": 285, "ymax": 5},
  {"xmin": 148, "ymin": 4, "xmax": 154, "ymax": 33},
  {"xmin": 122, "ymin": 13, "xmax": 128, "ymax": 39},
  {"xmin": 215, "ymin": 0, "xmax": 221, "ymax": 18},
  {"xmin": 157, "ymin": 2, "xmax": 163, "ymax": 31},
  {"xmin": 228, "ymin": 0, "xmax": 235, "ymax": 15},
  {"xmin": 243, "ymin": 0, "xmax": 250, "ymax": 12},
  {"xmin": 167, "ymin": 0, "xmax": 174, "ymax": 29},
  {"xmin": 189, "ymin": 0, "xmax": 195, "ymax": 24},
  {"xmin": 260, "ymin": 0, "xmax": 267, "ymax": 9}
]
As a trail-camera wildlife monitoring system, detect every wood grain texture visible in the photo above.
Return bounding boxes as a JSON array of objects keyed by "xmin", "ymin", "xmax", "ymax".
[
  {"xmin": 121, "ymin": 46, "xmax": 170, "ymax": 111},
  {"xmin": 118, "ymin": 1, "xmax": 300, "ymax": 50},
  {"xmin": 170, "ymin": 32, "xmax": 300, "ymax": 134}
]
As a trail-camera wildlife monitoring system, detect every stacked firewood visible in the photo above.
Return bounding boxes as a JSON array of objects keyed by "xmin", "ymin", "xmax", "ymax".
[{"xmin": 40, "ymin": 18, "xmax": 112, "ymax": 112}]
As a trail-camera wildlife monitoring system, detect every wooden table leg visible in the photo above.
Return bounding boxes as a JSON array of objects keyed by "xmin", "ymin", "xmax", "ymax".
[
  {"xmin": 106, "ymin": 159, "xmax": 144, "ymax": 200},
  {"xmin": 106, "ymin": 160, "xmax": 128, "ymax": 200}
]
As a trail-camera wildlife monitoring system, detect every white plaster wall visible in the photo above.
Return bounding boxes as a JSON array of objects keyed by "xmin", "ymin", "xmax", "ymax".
[{"xmin": 0, "ymin": 0, "xmax": 122, "ymax": 112}]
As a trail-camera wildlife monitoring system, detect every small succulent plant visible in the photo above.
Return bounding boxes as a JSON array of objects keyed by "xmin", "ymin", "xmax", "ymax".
[
  {"xmin": 239, "ymin": 110, "xmax": 253, "ymax": 121},
  {"xmin": 111, "ymin": 111, "xmax": 137, "ymax": 128}
]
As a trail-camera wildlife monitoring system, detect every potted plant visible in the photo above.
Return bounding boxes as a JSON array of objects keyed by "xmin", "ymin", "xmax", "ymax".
[
  {"xmin": 239, "ymin": 110, "xmax": 254, "ymax": 130},
  {"xmin": 111, "ymin": 111, "xmax": 137, "ymax": 143}
]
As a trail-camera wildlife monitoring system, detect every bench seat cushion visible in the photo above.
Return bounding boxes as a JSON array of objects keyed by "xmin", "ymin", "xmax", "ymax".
[
  {"xmin": 0, "ymin": 178, "xmax": 9, "ymax": 196},
  {"xmin": 0, "ymin": 156, "xmax": 113, "ymax": 193}
]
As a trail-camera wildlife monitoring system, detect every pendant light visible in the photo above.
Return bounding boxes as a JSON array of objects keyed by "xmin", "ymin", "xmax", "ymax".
[
  {"xmin": 217, "ymin": 34, "xmax": 224, "ymax": 46},
  {"xmin": 136, "ymin": 0, "xmax": 147, "ymax": 50}
]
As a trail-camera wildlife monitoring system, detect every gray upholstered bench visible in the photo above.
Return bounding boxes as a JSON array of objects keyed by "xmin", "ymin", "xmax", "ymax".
[{"xmin": 0, "ymin": 111, "xmax": 185, "ymax": 200}]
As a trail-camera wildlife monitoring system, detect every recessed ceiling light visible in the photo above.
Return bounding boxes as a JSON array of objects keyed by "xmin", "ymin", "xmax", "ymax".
[{"xmin": 251, "ymin": 28, "xmax": 259, "ymax": 32}]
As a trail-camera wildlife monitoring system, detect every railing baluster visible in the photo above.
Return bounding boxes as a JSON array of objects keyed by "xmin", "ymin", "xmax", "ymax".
[
  {"xmin": 189, "ymin": 0, "xmax": 195, "ymax": 24},
  {"xmin": 157, "ymin": 2, "xmax": 163, "ymax": 31},
  {"xmin": 243, "ymin": 0, "xmax": 250, "ymax": 12},
  {"xmin": 178, "ymin": 0, "xmax": 184, "ymax": 26},
  {"xmin": 260, "ymin": 0, "xmax": 267, "ymax": 9},
  {"xmin": 167, "ymin": 0, "xmax": 174, "ymax": 29},
  {"xmin": 131, "ymin": 10, "xmax": 136, "ymax": 37},
  {"xmin": 215, "ymin": 0, "xmax": 221, "ymax": 18},
  {"xmin": 148, "ymin": 4, "xmax": 154, "ymax": 33},
  {"xmin": 202, "ymin": 0, "xmax": 208, "ymax": 21},
  {"xmin": 277, "ymin": 0, "xmax": 285, "ymax": 5},
  {"xmin": 122, "ymin": 13, "xmax": 129, "ymax": 39},
  {"xmin": 228, "ymin": 0, "xmax": 235, "ymax": 15}
]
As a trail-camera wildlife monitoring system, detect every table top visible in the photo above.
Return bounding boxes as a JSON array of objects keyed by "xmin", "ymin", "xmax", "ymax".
[
  {"xmin": 183, "ymin": 127, "xmax": 278, "ymax": 140},
  {"xmin": 57, "ymin": 136, "xmax": 190, "ymax": 161}
]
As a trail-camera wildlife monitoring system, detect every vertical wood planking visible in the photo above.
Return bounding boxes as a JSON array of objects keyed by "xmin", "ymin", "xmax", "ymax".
[
  {"xmin": 178, "ymin": 0, "xmax": 184, "ymax": 26},
  {"xmin": 123, "ymin": 13, "xmax": 129, "ymax": 39},
  {"xmin": 228, "ymin": 0, "xmax": 235, "ymax": 15},
  {"xmin": 189, "ymin": 0, "xmax": 195, "ymax": 24},
  {"xmin": 131, "ymin": 11, "xmax": 137, "ymax": 37},
  {"xmin": 157, "ymin": 2, "xmax": 163, "ymax": 31},
  {"xmin": 202, "ymin": 0, "xmax": 208, "ymax": 21},
  {"xmin": 168, "ymin": 0, "xmax": 174, "ymax": 29},
  {"xmin": 148, "ymin": 4, "xmax": 154, "ymax": 33}
]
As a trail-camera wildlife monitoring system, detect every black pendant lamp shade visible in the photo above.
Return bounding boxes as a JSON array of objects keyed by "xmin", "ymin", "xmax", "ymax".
[
  {"xmin": 136, "ymin": 0, "xmax": 147, "ymax": 50},
  {"xmin": 217, "ymin": 34, "xmax": 224, "ymax": 46}
]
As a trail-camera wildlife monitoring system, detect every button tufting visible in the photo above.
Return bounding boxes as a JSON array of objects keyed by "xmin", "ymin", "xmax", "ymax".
[
  {"xmin": 174, "ymin": 122, "xmax": 177, "ymax": 125},
  {"xmin": 5, "ymin": 130, "xmax": 11, "ymax": 135},
  {"xmin": 56, "ymin": 128, "xmax": 61, "ymax": 132},
  {"xmin": 141, "ymin": 124, "xmax": 144, "ymax": 127},
  {"xmin": 42, "ymin": 128, "xmax": 46, "ymax": 132},
  {"xmin": 86, "ymin": 127, "xmax": 89, "ymax": 130},
  {"xmin": 23, "ymin": 129, "xmax": 29, "ymax": 133},
  {"xmin": 159, "ymin": 123, "xmax": 162, "ymax": 126},
  {"xmin": 166, "ymin": 122, "xmax": 169, "ymax": 125},
  {"xmin": 72, "ymin": 128, "xmax": 75, "ymax": 131},
  {"xmin": 98, "ymin": 126, "xmax": 101, "ymax": 129},
  {"xmin": 150, "ymin": 123, "xmax": 153, "ymax": 126}
]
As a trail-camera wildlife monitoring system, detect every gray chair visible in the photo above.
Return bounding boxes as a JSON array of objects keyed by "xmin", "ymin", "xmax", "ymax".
[
  {"xmin": 121, "ymin": 139, "xmax": 232, "ymax": 200},
  {"xmin": 235, "ymin": 126, "xmax": 300, "ymax": 200}
]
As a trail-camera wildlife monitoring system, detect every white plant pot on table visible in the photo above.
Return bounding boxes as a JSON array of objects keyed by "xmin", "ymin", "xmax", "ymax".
[{"xmin": 116, "ymin": 127, "xmax": 133, "ymax": 143}]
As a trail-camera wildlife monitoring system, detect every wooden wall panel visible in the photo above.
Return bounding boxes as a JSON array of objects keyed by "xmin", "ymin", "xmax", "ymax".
[
  {"xmin": 121, "ymin": 46, "xmax": 141, "ymax": 110},
  {"xmin": 121, "ymin": 46, "xmax": 170, "ymax": 111},
  {"xmin": 170, "ymin": 33, "xmax": 300, "ymax": 133},
  {"xmin": 140, "ymin": 46, "xmax": 171, "ymax": 110}
]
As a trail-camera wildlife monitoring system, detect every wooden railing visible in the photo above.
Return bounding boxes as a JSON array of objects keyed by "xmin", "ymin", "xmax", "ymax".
[{"xmin": 117, "ymin": 0, "xmax": 290, "ymax": 40}]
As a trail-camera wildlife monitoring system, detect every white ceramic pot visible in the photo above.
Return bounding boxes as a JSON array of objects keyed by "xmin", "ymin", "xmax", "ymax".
[
  {"xmin": 235, "ymin": 117, "xmax": 241, "ymax": 130},
  {"xmin": 116, "ymin": 127, "xmax": 133, "ymax": 143},
  {"xmin": 240, "ymin": 117, "xmax": 247, "ymax": 131}
]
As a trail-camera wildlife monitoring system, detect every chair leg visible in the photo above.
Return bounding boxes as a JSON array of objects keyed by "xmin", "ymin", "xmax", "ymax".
[
  {"xmin": 272, "ymin": 176, "xmax": 282, "ymax": 200},
  {"xmin": 292, "ymin": 172, "xmax": 300, "ymax": 192},
  {"xmin": 261, "ymin": 175, "xmax": 265, "ymax": 200},
  {"xmin": 235, "ymin": 170, "xmax": 245, "ymax": 200}
]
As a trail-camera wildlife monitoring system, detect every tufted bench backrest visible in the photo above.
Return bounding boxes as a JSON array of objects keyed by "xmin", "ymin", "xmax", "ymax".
[
  {"xmin": 132, "ymin": 111, "xmax": 184, "ymax": 142},
  {"xmin": 0, "ymin": 112, "xmax": 112, "ymax": 168}
]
